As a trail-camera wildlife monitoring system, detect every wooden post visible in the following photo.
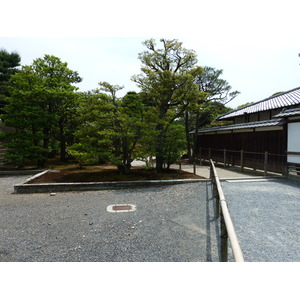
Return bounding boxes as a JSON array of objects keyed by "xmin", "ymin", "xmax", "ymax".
[
  {"xmin": 282, "ymin": 163, "xmax": 288, "ymax": 177},
  {"xmin": 193, "ymin": 159, "xmax": 196, "ymax": 174},
  {"xmin": 264, "ymin": 151, "xmax": 268, "ymax": 176},
  {"xmin": 179, "ymin": 159, "xmax": 181, "ymax": 170},
  {"xmin": 220, "ymin": 211, "xmax": 228, "ymax": 262},
  {"xmin": 199, "ymin": 148, "xmax": 202, "ymax": 166},
  {"xmin": 240, "ymin": 150, "xmax": 244, "ymax": 172},
  {"xmin": 215, "ymin": 189, "xmax": 220, "ymax": 218},
  {"xmin": 224, "ymin": 149, "xmax": 227, "ymax": 168}
]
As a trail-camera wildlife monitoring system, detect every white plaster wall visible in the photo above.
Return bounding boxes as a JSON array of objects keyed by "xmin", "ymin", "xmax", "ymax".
[{"xmin": 288, "ymin": 122, "xmax": 300, "ymax": 163}]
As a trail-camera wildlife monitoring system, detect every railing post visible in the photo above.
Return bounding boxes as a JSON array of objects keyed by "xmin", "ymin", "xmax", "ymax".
[
  {"xmin": 282, "ymin": 163, "xmax": 288, "ymax": 177},
  {"xmin": 240, "ymin": 150, "xmax": 244, "ymax": 172},
  {"xmin": 224, "ymin": 149, "xmax": 227, "ymax": 168},
  {"xmin": 210, "ymin": 163, "xmax": 219, "ymax": 218},
  {"xmin": 264, "ymin": 151, "xmax": 268, "ymax": 176},
  {"xmin": 215, "ymin": 188, "xmax": 220, "ymax": 218},
  {"xmin": 199, "ymin": 148, "xmax": 202, "ymax": 166},
  {"xmin": 220, "ymin": 210, "xmax": 228, "ymax": 262}
]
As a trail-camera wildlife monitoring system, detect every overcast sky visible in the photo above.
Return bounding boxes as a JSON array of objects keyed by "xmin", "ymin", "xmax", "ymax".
[{"xmin": 1, "ymin": 1, "xmax": 300, "ymax": 109}]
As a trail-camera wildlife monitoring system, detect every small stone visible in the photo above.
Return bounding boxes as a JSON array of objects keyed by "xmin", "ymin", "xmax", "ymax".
[
  {"xmin": 89, "ymin": 222, "xmax": 93, "ymax": 225},
  {"xmin": 50, "ymin": 193, "xmax": 56, "ymax": 196}
]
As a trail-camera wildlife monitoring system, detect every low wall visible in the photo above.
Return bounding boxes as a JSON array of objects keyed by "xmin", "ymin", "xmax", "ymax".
[{"xmin": 14, "ymin": 170, "xmax": 207, "ymax": 194}]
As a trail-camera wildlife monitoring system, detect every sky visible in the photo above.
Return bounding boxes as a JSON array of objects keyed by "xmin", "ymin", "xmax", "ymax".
[
  {"xmin": 1, "ymin": 0, "xmax": 300, "ymax": 109},
  {"xmin": 0, "ymin": 0, "xmax": 298, "ymax": 296}
]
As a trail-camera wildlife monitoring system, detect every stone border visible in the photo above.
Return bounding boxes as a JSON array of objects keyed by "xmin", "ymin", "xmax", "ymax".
[
  {"xmin": 14, "ymin": 170, "xmax": 208, "ymax": 194},
  {"xmin": 0, "ymin": 169, "xmax": 45, "ymax": 176}
]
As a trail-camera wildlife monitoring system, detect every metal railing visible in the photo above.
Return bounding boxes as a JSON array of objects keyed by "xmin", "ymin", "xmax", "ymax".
[{"xmin": 210, "ymin": 159, "xmax": 245, "ymax": 262}]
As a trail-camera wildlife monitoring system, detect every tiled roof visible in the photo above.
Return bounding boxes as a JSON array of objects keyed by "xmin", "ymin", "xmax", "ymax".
[
  {"xmin": 190, "ymin": 119, "xmax": 285, "ymax": 134},
  {"xmin": 274, "ymin": 107, "xmax": 300, "ymax": 118},
  {"xmin": 218, "ymin": 87, "xmax": 300, "ymax": 120}
]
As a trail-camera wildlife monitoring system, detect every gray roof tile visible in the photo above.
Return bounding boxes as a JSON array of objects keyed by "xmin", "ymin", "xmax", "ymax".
[
  {"xmin": 274, "ymin": 107, "xmax": 300, "ymax": 118},
  {"xmin": 218, "ymin": 87, "xmax": 300, "ymax": 120},
  {"xmin": 191, "ymin": 119, "xmax": 285, "ymax": 134}
]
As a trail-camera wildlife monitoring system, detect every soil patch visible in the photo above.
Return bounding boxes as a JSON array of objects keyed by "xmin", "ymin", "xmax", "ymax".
[{"xmin": 28, "ymin": 166, "xmax": 204, "ymax": 184}]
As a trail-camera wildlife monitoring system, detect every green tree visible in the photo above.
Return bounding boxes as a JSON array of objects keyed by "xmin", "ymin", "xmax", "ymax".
[
  {"xmin": 236, "ymin": 101, "xmax": 254, "ymax": 109},
  {"xmin": 132, "ymin": 38, "xmax": 206, "ymax": 171},
  {"xmin": 162, "ymin": 123, "xmax": 186, "ymax": 168},
  {"xmin": 186, "ymin": 66, "xmax": 240, "ymax": 160},
  {"xmin": 69, "ymin": 86, "xmax": 145, "ymax": 174},
  {"xmin": 0, "ymin": 49, "xmax": 21, "ymax": 115},
  {"xmin": 1, "ymin": 55, "xmax": 82, "ymax": 167}
]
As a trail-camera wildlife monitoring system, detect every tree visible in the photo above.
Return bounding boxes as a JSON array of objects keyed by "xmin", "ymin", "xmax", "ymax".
[
  {"xmin": 236, "ymin": 102, "xmax": 254, "ymax": 109},
  {"xmin": 162, "ymin": 123, "xmax": 186, "ymax": 168},
  {"xmin": 69, "ymin": 86, "xmax": 145, "ymax": 174},
  {"xmin": 132, "ymin": 38, "xmax": 206, "ymax": 171},
  {"xmin": 1, "ymin": 55, "xmax": 82, "ymax": 167},
  {"xmin": 186, "ymin": 66, "xmax": 240, "ymax": 160},
  {"xmin": 0, "ymin": 49, "xmax": 21, "ymax": 115}
]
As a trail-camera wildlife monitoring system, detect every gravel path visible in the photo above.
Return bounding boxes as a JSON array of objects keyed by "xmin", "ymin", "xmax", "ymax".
[
  {"xmin": 0, "ymin": 176, "xmax": 220, "ymax": 262},
  {"xmin": 222, "ymin": 178, "xmax": 300, "ymax": 262}
]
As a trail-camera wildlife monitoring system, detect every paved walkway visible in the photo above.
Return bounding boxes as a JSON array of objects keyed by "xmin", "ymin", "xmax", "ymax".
[
  {"xmin": 132, "ymin": 160, "xmax": 259, "ymax": 179},
  {"xmin": 177, "ymin": 164, "xmax": 258, "ymax": 179}
]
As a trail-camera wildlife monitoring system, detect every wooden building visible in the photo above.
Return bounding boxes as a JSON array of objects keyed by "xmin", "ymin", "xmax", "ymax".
[{"xmin": 192, "ymin": 87, "xmax": 300, "ymax": 173}]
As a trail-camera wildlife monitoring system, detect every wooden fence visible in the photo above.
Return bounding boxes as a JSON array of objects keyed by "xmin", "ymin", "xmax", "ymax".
[{"xmin": 196, "ymin": 147, "xmax": 287, "ymax": 176}]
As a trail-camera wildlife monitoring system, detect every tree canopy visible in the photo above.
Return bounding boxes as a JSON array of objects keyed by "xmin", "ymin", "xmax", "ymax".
[
  {"xmin": 0, "ymin": 39, "xmax": 238, "ymax": 173},
  {"xmin": 69, "ymin": 86, "xmax": 145, "ymax": 173},
  {"xmin": 1, "ymin": 54, "xmax": 82, "ymax": 167},
  {"xmin": 0, "ymin": 49, "xmax": 21, "ymax": 114},
  {"xmin": 184, "ymin": 66, "xmax": 240, "ymax": 160},
  {"xmin": 132, "ymin": 38, "xmax": 206, "ymax": 171}
]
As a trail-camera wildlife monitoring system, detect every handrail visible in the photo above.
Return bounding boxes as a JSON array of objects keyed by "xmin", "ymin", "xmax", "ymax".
[{"xmin": 210, "ymin": 159, "xmax": 245, "ymax": 262}]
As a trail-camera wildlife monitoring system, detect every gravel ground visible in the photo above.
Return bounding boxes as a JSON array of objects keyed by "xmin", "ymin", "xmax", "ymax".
[
  {"xmin": 0, "ymin": 175, "xmax": 220, "ymax": 262},
  {"xmin": 222, "ymin": 178, "xmax": 300, "ymax": 262}
]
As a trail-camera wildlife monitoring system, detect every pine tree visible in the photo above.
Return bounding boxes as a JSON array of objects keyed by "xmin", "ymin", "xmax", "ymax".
[{"xmin": 0, "ymin": 49, "xmax": 21, "ymax": 115}]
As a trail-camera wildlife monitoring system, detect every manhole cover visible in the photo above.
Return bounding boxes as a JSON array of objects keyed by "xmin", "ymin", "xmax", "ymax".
[{"xmin": 107, "ymin": 204, "xmax": 136, "ymax": 213}]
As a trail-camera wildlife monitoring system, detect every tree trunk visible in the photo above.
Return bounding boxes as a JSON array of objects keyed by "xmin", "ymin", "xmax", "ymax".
[
  {"xmin": 117, "ymin": 163, "xmax": 131, "ymax": 174},
  {"xmin": 40, "ymin": 127, "xmax": 49, "ymax": 168},
  {"xmin": 59, "ymin": 120, "xmax": 67, "ymax": 162},
  {"xmin": 155, "ymin": 126, "xmax": 165, "ymax": 172},
  {"xmin": 192, "ymin": 111, "xmax": 200, "ymax": 162},
  {"xmin": 60, "ymin": 141, "xmax": 66, "ymax": 161},
  {"xmin": 185, "ymin": 111, "xmax": 192, "ymax": 160}
]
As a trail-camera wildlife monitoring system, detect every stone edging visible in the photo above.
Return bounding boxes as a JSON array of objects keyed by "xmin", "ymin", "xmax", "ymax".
[
  {"xmin": 0, "ymin": 169, "xmax": 45, "ymax": 175},
  {"xmin": 14, "ymin": 170, "xmax": 208, "ymax": 194}
]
